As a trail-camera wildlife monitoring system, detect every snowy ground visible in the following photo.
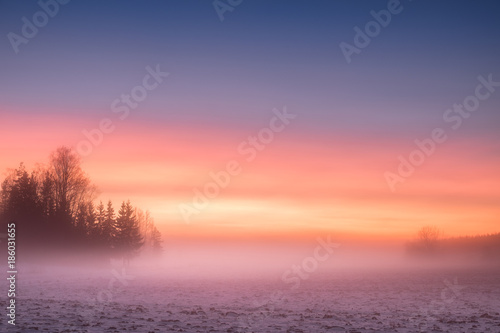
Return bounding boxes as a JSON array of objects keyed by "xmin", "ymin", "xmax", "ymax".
[{"xmin": 1, "ymin": 265, "xmax": 500, "ymax": 333}]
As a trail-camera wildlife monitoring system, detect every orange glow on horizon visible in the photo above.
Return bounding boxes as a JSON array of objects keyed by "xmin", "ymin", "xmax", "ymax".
[{"xmin": 1, "ymin": 112, "xmax": 499, "ymax": 242}]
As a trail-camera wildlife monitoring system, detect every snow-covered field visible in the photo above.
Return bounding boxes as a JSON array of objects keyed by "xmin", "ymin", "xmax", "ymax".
[{"xmin": 2, "ymin": 264, "xmax": 499, "ymax": 333}]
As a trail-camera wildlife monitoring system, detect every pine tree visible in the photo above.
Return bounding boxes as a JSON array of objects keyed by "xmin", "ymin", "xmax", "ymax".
[
  {"xmin": 8, "ymin": 164, "xmax": 41, "ymax": 220},
  {"xmin": 151, "ymin": 226, "xmax": 163, "ymax": 256},
  {"xmin": 0, "ymin": 164, "xmax": 43, "ymax": 242},
  {"xmin": 114, "ymin": 200, "xmax": 143, "ymax": 265},
  {"xmin": 95, "ymin": 201, "xmax": 105, "ymax": 232},
  {"xmin": 87, "ymin": 201, "xmax": 98, "ymax": 240},
  {"xmin": 91, "ymin": 200, "xmax": 106, "ymax": 250},
  {"xmin": 75, "ymin": 202, "xmax": 88, "ymax": 239},
  {"xmin": 39, "ymin": 170, "xmax": 56, "ymax": 221},
  {"xmin": 96, "ymin": 201, "xmax": 105, "ymax": 225},
  {"xmin": 101, "ymin": 200, "xmax": 116, "ymax": 251}
]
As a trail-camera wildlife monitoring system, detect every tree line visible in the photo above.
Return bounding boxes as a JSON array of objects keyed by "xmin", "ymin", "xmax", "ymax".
[
  {"xmin": 0, "ymin": 146, "xmax": 162, "ymax": 263},
  {"xmin": 406, "ymin": 225, "xmax": 500, "ymax": 261}
]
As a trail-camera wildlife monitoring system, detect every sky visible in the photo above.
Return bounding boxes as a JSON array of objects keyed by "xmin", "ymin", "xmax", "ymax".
[{"xmin": 1, "ymin": 0, "xmax": 500, "ymax": 242}]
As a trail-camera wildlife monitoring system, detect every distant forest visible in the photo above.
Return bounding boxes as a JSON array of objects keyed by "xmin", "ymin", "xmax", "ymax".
[
  {"xmin": 406, "ymin": 226, "xmax": 500, "ymax": 261},
  {"xmin": 0, "ymin": 146, "xmax": 162, "ymax": 262}
]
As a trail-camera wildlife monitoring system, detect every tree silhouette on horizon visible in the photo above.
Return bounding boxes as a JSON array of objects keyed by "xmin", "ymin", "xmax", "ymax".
[
  {"xmin": 114, "ymin": 200, "xmax": 144, "ymax": 265},
  {"xmin": 0, "ymin": 146, "xmax": 161, "ymax": 263}
]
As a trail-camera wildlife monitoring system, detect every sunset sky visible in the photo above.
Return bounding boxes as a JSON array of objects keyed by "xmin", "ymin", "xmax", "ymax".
[{"xmin": 1, "ymin": 0, "xmax": 500, "ymax": 242}]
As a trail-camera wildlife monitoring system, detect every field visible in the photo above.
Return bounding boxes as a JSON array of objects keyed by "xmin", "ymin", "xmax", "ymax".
[{"xmin": 3, "ymin": 263, "xmax": 499, "ymax": 333}]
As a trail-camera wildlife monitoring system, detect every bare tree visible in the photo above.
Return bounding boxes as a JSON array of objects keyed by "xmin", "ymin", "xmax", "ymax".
[
  {"xmin": 415, "ymin": 225, "xmax": 441, "ymax": 255},
  {"xmin": 49, "ymin": 146, "xmax": 97, "ymax": 219}
]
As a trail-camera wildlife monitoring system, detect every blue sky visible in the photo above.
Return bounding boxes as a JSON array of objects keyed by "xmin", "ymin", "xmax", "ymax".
[{"xmin": 1, "ymin": 0, "xmax": 499, "ymax": 134}]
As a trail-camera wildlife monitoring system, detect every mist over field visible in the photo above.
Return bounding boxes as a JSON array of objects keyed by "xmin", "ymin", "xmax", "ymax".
[
  {"xmin": 2, "ymin": 238, "xmax": 500, "ymax": 333},
  {"xmin": 2, "ymin": 0, "xmax": 500, "ymax": 332}
]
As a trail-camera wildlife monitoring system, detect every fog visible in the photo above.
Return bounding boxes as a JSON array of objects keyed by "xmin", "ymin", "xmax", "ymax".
[
  {"xmin": 12, "ymin": 236, "xmax": 498, "ymax": 280},
  {"xmin": 3, "ymin": 237, "xmax": 499, "ymax": 332}
]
